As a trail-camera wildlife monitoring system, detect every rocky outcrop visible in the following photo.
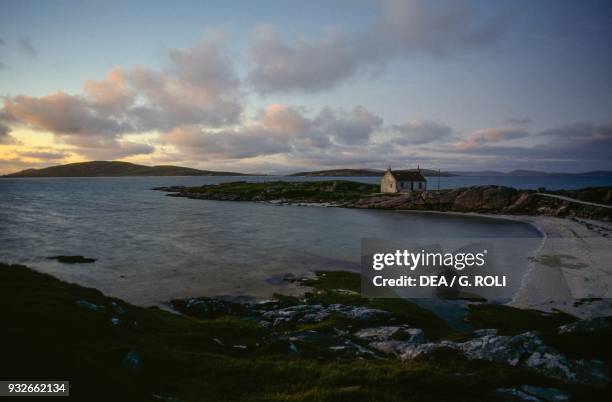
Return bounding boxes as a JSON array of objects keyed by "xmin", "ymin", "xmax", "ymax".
[
  {"xmin": 170, "ymin": 297, "xmax": 250, "ymax": 319},
  {"xmin": 172, "ymin": 291, "xmax": 611, "ymax": 387},
  {"xmin": 260, "ymin": 303, "xmax": 390, "ymax": 327},
  {"xmin": 368, "ymin": 330, "xmax": 610, "ymax": 386},
  {"xmin": 348, "ymin": 185, "xmax": 612, "ymax": 221},
  {"xmin": 354, "ymin": 326, "xmax": 426, "ymax": 343}
]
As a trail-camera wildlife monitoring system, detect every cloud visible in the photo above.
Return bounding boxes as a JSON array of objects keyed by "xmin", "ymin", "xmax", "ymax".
[
  {"xmin": 83, "ymin": 68, "xmax": 134, "ymax": 114},
  {"xmin": 450, "ymin": 122, "xmax": 612, "ymax": 171},
  {"xmin": 391, "ymin": 120, "xmax": 454, "ymax": 144},
  {"xmin": 0, "ymin": 31, "xmax": 241, "ymax": 160},
  {"xmin": 162, "ymin": 104, "xmax": 383, "ymax": 158},
  {"xmin": 248, "ymin": 0, "xmax": 511, "ymax": 93},
  {"xmin": 0, "ymin": 129, "xmax": 18, "ymax": 144},
  {"xmin": 18, "ymin": 150, "xmax": 70, "ymax": 160},
  {"xmin": 505, "ymin": 116, "xmax": 533, "ymax": 125},
  {"xmin": 18, "ymin": 37, "xmax": 36, "ymax": 58},
  {"xmin": 257, "ymin": 104, "xmax": 310, "ymax": 134},
  {"xmin": 4, "ymin": 92, "xmax": 131, "ymax": 139},
  {"xmin": 455, "ymin": 127, "xmax": 529, "ymax": 149},
  {"xmin": 163, "ymin": 125, "xmax": 291, "ymax": 159},
  {"xmin": 0, "ymin": 109, "xmax": 19, "ymax": 144},
  {"xmin": 537, "ymin": 122, "xmax": 612, "ymax": 160},
  {"xmin": 76, "ymin": 140, "xmax": 155, "ymax": 160},
  {"xmin": 314, "ymin": 106, "xmax": 382, "ymax": 146},
  {"xmin": 125, "ymin": 31, "xmax": 241, "ymax": 130},
  {"xmin": 539, "ymin": 122, "xmax": 611, "ymax": 140}
]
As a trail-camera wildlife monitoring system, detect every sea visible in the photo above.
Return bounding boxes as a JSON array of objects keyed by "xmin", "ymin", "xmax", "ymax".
[{"xmin": 0, "ymin": 175, "xmax": 607, "ymax": 318}]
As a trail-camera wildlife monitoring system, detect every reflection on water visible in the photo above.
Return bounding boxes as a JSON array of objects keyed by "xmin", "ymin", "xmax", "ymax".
[{"xmin": 0, "ymin": 177, "xmax": 540, "ymax": 311}]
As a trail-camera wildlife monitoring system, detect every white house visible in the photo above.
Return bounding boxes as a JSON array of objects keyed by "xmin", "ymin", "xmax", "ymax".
[{"xmin": 380, "ymin": 167, "xmax": 427, "ymax": 193}]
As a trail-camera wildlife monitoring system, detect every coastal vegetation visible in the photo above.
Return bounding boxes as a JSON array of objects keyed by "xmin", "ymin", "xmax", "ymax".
[
  {"xmin": 155, "ymin": 180, "xmax": 379, "ymax": 203},
  {"xmin": 155, "ymin": 181, "xmax": 612, "ymax": 221},
  {"xmin": 547, "ymin": 187, "xmax": 612, "ymax": 207},
  {"xmin": 2, "ymin": 263, "xmax": 610, "ymax": 401}
]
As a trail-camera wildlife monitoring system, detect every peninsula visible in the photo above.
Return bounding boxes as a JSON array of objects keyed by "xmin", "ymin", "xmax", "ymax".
[{"xmin": 154, "ymin": 181, "xmax": 612, "ymax": 222}]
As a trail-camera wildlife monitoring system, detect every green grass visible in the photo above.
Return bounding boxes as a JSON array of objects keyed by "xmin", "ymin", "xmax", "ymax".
[
  {"xmin": 182, "ymin": 180, "xmax": 378, "ymax": 203},
  {"xmin": 1, "ymin": 263, "xmax": 607, "ymax": 401}
]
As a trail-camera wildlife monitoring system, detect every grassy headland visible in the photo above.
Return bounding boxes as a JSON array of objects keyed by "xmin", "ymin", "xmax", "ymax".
[
  {"xmin": 2, "ymin": 263, "xmax": 609, "ymax": 401},
  {"xmin": 155, "ymin": 180, "xmax": 378, "ymax": 204},
  {"xmin": 155, "ymin": 181, "xmax": 612, "ymax": 221}
]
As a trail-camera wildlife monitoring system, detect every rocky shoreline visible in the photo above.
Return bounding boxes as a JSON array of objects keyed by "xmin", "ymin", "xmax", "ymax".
[
  {"xmin": 348, "ymin": 186, "xmax": 612, "ymax": 222},
  {"xmin": 171, "ymin": 286, "xmax": 611, "ymax": 387},
  {"xmin": 167, "ymin": 270, "xmax": 612, "ymax": 400},
  {"xmin": 154, "ymin": 182, "xmax": 612, "ymax": 222},
  {"xmin": 4, "ymin": 262, "xmax": 611, "ymax": 401}
]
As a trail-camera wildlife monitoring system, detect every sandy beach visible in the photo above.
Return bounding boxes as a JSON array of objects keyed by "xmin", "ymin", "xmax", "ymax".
[
  {"xmin": 509, "ymin": 215, "xmax": 612, "ymax": 318},
  {"xmin": 393, "ymin": 209, "xmax": 612, "ymax": 317}
]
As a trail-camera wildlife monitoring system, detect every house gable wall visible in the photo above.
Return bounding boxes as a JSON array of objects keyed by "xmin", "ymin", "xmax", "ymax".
[{"xmin": 380, "ymin": 171, "xmax": 397, "ymax": 193}]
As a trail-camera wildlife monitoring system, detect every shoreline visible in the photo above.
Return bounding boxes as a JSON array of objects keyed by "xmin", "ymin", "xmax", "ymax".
[
  {"xmin": 12, "ymin": 182, "xmax": 612, "ymax": 318},
  {"xmin": 359, "ymin": 208, "xmax": 612, "ymax": 318},
  {"xmin": 256, "ymin": 202, "xmax": 612, "ymax": 318}
]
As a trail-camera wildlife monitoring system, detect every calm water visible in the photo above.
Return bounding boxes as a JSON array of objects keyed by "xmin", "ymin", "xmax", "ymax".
[{"xmin": 0, "ymin": 176, "xmax": 545, "ymax": 308}]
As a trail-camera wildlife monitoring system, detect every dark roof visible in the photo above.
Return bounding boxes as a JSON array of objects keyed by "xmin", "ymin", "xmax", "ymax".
[{"xmin": 390, "ymin": 170, "xmax": 426, "ymax": 182}]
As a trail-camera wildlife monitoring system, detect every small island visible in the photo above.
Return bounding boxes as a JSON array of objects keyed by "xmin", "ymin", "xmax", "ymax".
[{"xmin": 2, "ymin": 161, "xmax": 251, "ymax": 177}]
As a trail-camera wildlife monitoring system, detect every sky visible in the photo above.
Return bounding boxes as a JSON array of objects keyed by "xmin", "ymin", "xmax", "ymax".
[{"xmin": 0, "ymin": 0, "xmax": 611, "ymax": 174}]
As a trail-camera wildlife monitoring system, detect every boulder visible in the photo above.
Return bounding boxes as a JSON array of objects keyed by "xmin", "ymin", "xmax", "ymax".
[
  {"xmin": 260, "ymin": 304, "xmax": 389, "ymax": 326},
  {"xmin": 376, "ymin": 331, "xmax": 610, "ymax": 386},
  {"xmin": 354, "ymin": 326, "xmax": 425, "ymax": 343}
]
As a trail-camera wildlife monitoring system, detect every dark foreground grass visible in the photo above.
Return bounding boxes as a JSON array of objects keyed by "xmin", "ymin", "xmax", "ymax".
[{"xmin": 0, "ymin": 263, "xmax": 607, "ymax": 401}]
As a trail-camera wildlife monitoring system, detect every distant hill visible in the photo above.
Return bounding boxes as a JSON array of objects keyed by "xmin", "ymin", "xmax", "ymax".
[
  {"xmin": 288, "ymin": 169, "xmax": 382, "ymax": 177},
  {"xmin": 288, "ymin": 168, "xmax": 455, "ymax": 177},
  {"xmin": 451, "ymin": 170, "xmax": 612, "ymax": 177},
  {"xmin": 2, "ymin": 161, "xmax": 250, "ymax": 177}
]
